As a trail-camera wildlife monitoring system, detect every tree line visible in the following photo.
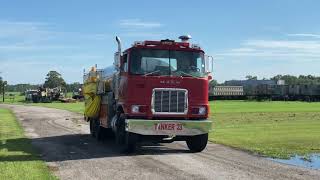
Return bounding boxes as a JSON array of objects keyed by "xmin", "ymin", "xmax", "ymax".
[
  {"xmin": 243, "ymin": 75, "xmax": 320, "ymax": 85},
  {"xmin": 5, "ymin": 83, "xmax": 82, "ymax": 93},
  {"xmin": 3, "ymin": 71, "xmax": 320, "ymax": 93},
  {"xmin": 270, "ymin": 75, "xmax": 320, "ymax": 85},
  {"xmin": 212, "ymin": 74, "xmax": 320, "ymax": 86},
  {"xmin": 3, "ymin": 71, "xmax": 82, "ymax": 93}
]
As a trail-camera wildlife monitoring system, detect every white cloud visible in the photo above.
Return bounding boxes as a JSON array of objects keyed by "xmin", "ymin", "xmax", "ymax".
[
  {"xmin": 0, "ymin": 20, "xmax": 110, "ymax": 47},
  {"xmin": 0, "ymin": 20, "xmax": 112, "ymax": 56},
  {"xmin": 0, "ymin": 21, "xmax": 49, "ymax": 34},
  {"xmin": 119, "ymin": 19, "xmax": 163, "ymax": 28},
  {"xmin": 0, "ymin": 20, "xmax": 113, "ymax": 84},
  {"xmin": 230, "ymin": 48, "xmax": 256, "ymax": 53},
  {"xmin": 216, "ymin": 37, "xmax": 320, "ymax": 61},
  {"xmin": 287, "ymin": 33, "xmax": 320, "ymax": 38},
  {"xmin": 0, "ymin": 44, "xmax": 76, "ymax": 51},
  {"xmin": 117, "ymin": 19, "xmax": 166, "ymax": 39},
  {"xmin": 120, "ymin": 31, "xmax": 165, "ymax": 38},
  {"xmin": 244, "ymin": 40, "xmax": 320, "ymax": 49}
]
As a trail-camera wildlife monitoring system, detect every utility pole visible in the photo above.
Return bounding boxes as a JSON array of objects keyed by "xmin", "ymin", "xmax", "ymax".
[
  {"xmin": 2, "ymin": 81, "xmax": 6, "ymax": 102},
  {"xmin": 0, "ymin": 72, "xmax": 3, "ymax": 102},
  {"xmin": 2, "ymin": 83, "xmax": 4, "ymax": 102},
  {"xmin": 0, "ymin": 72, "xmax": 6, "ymax": 102}
]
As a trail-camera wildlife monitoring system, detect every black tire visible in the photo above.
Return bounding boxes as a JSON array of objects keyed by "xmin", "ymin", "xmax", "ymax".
[
  {"xmin": 103, "ymin": 128, "xmax": 114, "ymax": 139},
  {"xmin": 89, "ymin": 118, "xmax": 96, "ymax": 137},
  {"xmin": 115, "ymin": 114, "xmax": 126, "ymax": 145},
  {"xmin": 124, "ymin": 132, "xmax": 139, "ymax": 153},
  {"xmin": 94, "ymin": 119, "xmax": 104, "ymax": 141},
  {"xmin": 186, "ymin": 133, "xmax": 208, "ymax": 152},
  {"xmin": 115, "ymin": 113, "xmax": 138, "ymax": 153}
]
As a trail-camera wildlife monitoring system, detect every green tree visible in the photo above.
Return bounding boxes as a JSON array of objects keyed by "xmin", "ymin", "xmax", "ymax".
[
  {"xmin": 6, "ymin": 84, "xmax": 39, "ymax": 92},
  {"xmin": 209, "ymin": 79, "xmax": 218, "ymax": 86},
  {"xmin": 66, "ymin": 82, "xmax": 82, "ymax": 92},
  {"xmin": 43, "ymin": 71, "xmax": 66, "ymax": 88},
  {"xmin": 245, "ymin": 75, "xmax": 258, "ymax": 80},
  {"xmin": 271, "ymin": 74, "xmax": 320, "ymax": 85},
  {"xmin": 0, "ymin": 77, "xmax": 7, "ymax": 96}
]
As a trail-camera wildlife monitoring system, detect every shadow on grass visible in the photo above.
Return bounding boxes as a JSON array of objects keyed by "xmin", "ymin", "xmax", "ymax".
[{"xmin": 0, "ymin": 134, "xmax": 190, "ymax": 162}]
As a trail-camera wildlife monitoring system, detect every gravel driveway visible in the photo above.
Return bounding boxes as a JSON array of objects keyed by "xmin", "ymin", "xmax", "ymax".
[{"xmin": 1, "ymin": 104, "xmax": 319, "ymax": 180}]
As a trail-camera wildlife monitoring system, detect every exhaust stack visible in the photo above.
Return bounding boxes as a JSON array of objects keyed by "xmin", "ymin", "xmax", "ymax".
[
  {"xmin": 116, "ymin": 36, "xmax": 122, "ymax": 54},
  {"xmin": 114, "ymin": 36, "xmax": 122, "ymax": 69}
]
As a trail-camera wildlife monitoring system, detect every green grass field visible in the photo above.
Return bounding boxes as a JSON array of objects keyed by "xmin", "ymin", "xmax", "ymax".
[
  {"xmin": 210, "ymin": 101, "xmax": 320, "ymax": 158},
  {"xmin": 0, "ymin": 92, "xmax": 84, "ymax": 114},
  {"xmin": 211, "ymin": 100, "xmax": 320, "ymax": 113},
  {"xmin": 0, "ymin": 108, "xmax": 57, "ymax": 180},
  {"xmin": 25, "ymin": 100, "xmax": 320, "ymax": 158},
  {"xmin": 2, "ymin": 92, "xmax": 320, "ymax": 158},
  {"xmin": 32, "ymin": 102, "xmax": 84, "ymax": 114},
  {"xmin": 0, "ymin": 92, "xmax": 25, "ymax": 103}
]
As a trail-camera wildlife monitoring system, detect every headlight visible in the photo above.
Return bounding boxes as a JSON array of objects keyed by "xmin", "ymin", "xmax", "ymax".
[
  {"xmin": 198, "ymin": 107, "xmax": 206, "ymax": 115},
  {"xmin": 131, "ymin": 105, "xmax": 140, "ymax": 113}
]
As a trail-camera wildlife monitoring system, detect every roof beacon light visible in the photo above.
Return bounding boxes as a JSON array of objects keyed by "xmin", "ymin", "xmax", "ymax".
[
  {"xmin": 179, "ymin": 35, "xmax": 192, "ymax": 42},
  {"xmin": 133, "ymin": 41, "xmax": 144, "ymax": 46}
]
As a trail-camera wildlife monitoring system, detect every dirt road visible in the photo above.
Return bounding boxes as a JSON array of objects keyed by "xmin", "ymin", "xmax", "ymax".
[{"xmin": 1, "ymin": 104, "xmax": 319, "ymax": 180}]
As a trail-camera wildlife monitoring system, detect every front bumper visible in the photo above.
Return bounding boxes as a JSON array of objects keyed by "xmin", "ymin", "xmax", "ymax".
[{"xmin": 125, "ymin": 119, "xmax": 212, "ymax": 136}]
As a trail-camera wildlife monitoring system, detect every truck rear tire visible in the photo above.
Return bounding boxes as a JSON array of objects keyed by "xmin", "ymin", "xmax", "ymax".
[
  {"xmin": 89, "ymin": 118, "xmax": 95, "ymax": 137},
  {"xmin": 186, "ymin": 133, "xmax": 208, "ymax": 152},
  {"xmin": 95, "ymin": 120, "xmax": 104, "ymax": 141},
  {"xmin": 90, "ymin": 118, "xmax": 104, "ymax": 141}
]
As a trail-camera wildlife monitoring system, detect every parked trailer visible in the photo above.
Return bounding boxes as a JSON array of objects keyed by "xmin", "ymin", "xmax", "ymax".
[
  {"xmin": 209, "ymin": 86, "xmax": 244, "ymax": 100},
  {"xmin": 84, "ymin": 35, "xmax": 213, "ymax": 152}
]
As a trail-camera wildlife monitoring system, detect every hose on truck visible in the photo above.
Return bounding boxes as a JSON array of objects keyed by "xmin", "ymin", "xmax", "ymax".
[{"xmin": 83, "ymin": 82, "xmax": 101, "ymax": 118}]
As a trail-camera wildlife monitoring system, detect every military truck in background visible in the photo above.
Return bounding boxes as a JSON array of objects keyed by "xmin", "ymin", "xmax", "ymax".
[{"xmin": 25, "ymin": 86, "xmax": 64, "ymax": 103}]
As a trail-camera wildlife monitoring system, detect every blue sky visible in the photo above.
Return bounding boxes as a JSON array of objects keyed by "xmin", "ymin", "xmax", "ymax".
[{"xmin": 1, "ymin": 0, "xmax": 320, "ymax": 84}]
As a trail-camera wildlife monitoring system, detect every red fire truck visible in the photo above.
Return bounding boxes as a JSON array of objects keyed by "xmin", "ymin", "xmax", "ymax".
[{"xmin": 83, "ymin": 35, "xmax": 213, "ymax": 152}]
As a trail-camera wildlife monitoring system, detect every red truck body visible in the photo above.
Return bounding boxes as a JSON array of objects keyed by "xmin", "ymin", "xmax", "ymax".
[{"xmin": 85, "ymin": 36, "xmax": 213, "ymax": 152}]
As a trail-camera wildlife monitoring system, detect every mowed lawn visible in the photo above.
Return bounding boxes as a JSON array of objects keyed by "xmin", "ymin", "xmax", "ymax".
[
  {"xmin": 2, "ymin": 93, "xmax": 320, "ymax": 158},
  {"xmin": 209, "ymin": 101, "xmax": 320, "ymax": 158},
  {"xmin": 0, "ymin": 108, "xmax": 56, "ymax": 180},
  {"xmin": 0, "ymin": 92, "xmax": 84, "ymax": 114},
  {"xmin": 32, "ymin": 102, "xmax": 84, "ymax": 114},
  {"xmin": 24, "ymin": 100, "xmax": 320, "ymax": 158}
]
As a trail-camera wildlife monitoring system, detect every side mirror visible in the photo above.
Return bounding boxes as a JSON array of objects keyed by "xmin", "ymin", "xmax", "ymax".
[{"xmin": 205, "ymin": 55, "xmax": 214, "ymax": 74}]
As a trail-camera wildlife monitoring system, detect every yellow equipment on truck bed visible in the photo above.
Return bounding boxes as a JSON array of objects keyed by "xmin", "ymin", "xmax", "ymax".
[
  {"xmin": 83, "ymin": 67, "xmax": 101, "ymax": 118},
  {"xmin": 83, "ymin": 67, "xmax": 113, "ymax": 118}
]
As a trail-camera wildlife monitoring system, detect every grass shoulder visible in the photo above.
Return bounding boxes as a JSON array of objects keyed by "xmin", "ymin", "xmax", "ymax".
[
  {"xmin": 209, "ymin": 111, "xmax": 320, "ymax": 158},
  {"xmin": 0, "ymin": 108, "xmax": 57, "ymax": 180}
]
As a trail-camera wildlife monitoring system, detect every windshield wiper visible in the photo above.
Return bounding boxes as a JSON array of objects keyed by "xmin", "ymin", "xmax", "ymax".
[
  {"xmin": 179, "ymin": 71, "xmax": 196, "ymax": 77},
  {"xmin": 144, "ymin": 70, "xmax": 160, "ymax": 76}
]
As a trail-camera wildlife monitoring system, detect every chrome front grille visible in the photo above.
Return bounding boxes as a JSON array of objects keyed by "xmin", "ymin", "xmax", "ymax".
[{"xmin": 151, "ymin": 88, "xmax": 188, "ymax": 114}]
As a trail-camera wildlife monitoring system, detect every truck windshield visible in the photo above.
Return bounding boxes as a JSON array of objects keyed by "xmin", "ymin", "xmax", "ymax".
[{"xmin": 130, "ymin": 49, "xmax": 205, "ymax": 77}]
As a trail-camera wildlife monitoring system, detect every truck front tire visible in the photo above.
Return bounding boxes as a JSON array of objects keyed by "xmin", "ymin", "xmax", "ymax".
[
  {"xmin": 124, "ymin": 132, "xmax": 139, "ymax": 153},
  {"xmin": 115, "ymin": 113, "xmax": 138, "ymax": 153},
  {"xmin": 186, "ymin": 133, "xmax": 208, "ymax": 152}
]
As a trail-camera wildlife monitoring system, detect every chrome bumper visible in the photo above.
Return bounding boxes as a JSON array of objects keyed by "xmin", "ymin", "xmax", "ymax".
[{"xmin": 125, "ymin": 119, "xmax": 212, "ymax": 136}]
